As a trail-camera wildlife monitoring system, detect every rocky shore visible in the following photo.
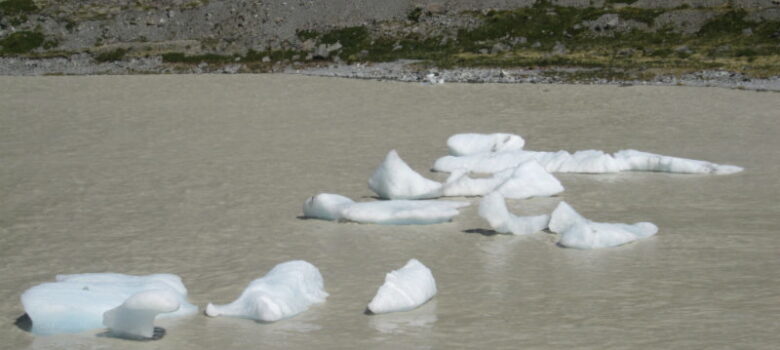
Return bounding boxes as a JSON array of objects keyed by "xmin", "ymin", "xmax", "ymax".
[{"xmin": 1, "ymin": 0, "xmax": 779, "ymax": 90}]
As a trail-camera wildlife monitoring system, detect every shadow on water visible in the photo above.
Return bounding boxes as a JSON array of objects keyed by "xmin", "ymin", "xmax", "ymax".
[
  {"xmin": 96, "ymin": 327, "xmax": 166, "ymax": 341},
  {"xmin": 463, "ymin": 228, "xmax": 501, "ymax": 236},
  {"xmin": 14, "ymin": 314, "xmax": 32, "ymax": 332}
]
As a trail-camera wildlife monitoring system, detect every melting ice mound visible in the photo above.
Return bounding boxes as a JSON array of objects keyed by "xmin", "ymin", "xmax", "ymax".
[
  {"xmin": 303, "ymin": 193, "xmax": 469, "ymax": 225},
  {"xmin": 443, "ymin": 160, "xmax": 564, "ymax": 199},
  {"xmin": 478, "ymin": 192, "xmax": 550, "ymax": 235},
  {"xmin": 434, "ymin": 149, "xmax": 743, "ymax": 175},
  {"xmin": 447, "ymin": 133, "xmax": 525, "ymax": 156},
  {"xmin": 367, "ymin": 259, "xmax": 437, "ymax": 314},
  {"xmin": 549, "ymin": 201, "xmax": 658, "ymax": 249},
  {"xmin": 205, "ymin": 260, "xmax": 327, "ymax": 322},
  {"xmin": 20, "ymin": 273, "xmax": 197, "ymax": 335},
  {"xmin": 614, "ymin": 149, "xmax": 743, "ymax": 175},
  {"xmin": 103, "ymin": 290, "xmax": 180, "ymax": 339},
  {"xmin": 368, "ymin": 150, "xmax": 442, "ymax": 200}
]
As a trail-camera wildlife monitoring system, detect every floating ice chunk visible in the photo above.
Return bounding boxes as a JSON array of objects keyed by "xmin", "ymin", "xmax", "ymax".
[
  {"xmin": 342, "ymin": 199, "xmax": 469, "ymax": 225},
  {"xmin": 553, "ymin": 150, "xmax": 625, "ymax": 173},
  {"xmin": 302, "ymin": 193, "xmax": 354, "ymax": 221},
  {"xmin": 435, "ymin": 149, "xmax": 741, "ymax": 175},
  {"xmin": 441, "ymin": 168, "xmax": 513, "ymax": 197},
  {"xmin": 446, "ymin": 133, "xmax": 525, "ymax": 156},
  {"xmin": 433, "ymin": 150, "xmax": 537, "ymax": 174},
  {"xmin": 205, "ymin": 260, "xmax": 327, "ymax": 322},
  {"xmin": 303, "ymin": 193, "xmax": 469, "ymax": 225},
  {"xmin": 614, "ymin": 149, "xmax": 743, "ymax": 174},
  {"xmin": 442, "ymin": 160, "xmax": 563, "ymax": 199},
  {"xmin": 495, "ymin": 160, "xmax": 564, "ymax": 199},
  {"xmin": 549, "ymin": 202, "xmax": 658, "ymax": 249},
  {"xmin": 103, "ymin": 290, "xmax": 180, "ymax": 339},
  {"xmin": 369, "ymin": 150, "xmax": 443, "ymax": 200},
  {"xmin": 20, "ymin": 273, "xmax": 197, "ymax": 335},
  {"xmin": 367, "ymin": 259, "xmax": 437, "ymax": 314},
  {"xmin": 478, "ymin": 192, "xmax": 549, "ymax": 235}
]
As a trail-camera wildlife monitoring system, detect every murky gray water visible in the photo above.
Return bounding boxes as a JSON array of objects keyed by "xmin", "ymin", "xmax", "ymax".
[{"xmin": 1, "ymin": 75, "xmax": 778, "ymax": 349}]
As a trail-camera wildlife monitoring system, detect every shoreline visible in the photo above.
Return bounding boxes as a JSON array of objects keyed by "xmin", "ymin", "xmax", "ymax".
[{"xmin": 2, "ymin": 55, "xmax": 779, "ymax": 92}]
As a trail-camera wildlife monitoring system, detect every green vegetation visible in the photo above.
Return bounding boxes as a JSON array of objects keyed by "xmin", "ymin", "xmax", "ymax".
[
  {"xmin": 94, "ymin": 48, "xmax": 128, "ymax": 62},
  {"xmin": 0, "ymin": 0, "xmax": 38, "ymax": 16},
  {"xmin": 407, "ymin": 7, "xmax": 423, "ymax": 22},
  {"xmin": 0, "ymin": 31, "xmax": 44, "ymax": 54},
  {"xmin": 70, "ymin": 1, "xmax": 778, "ymax": 81}
]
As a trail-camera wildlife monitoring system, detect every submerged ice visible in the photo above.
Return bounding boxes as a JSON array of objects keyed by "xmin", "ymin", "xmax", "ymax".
[
  {"xmin": 20, "ymin": 273, "xmax": 197, "ymax": 335},
  {"xmin": 303, "ymin": 193, "xmax": 469, "ymax": 225},
  {"xmin": 205, "ymin": 260, "xmax": 328, "ymax": 322},
  {"xmin": 434, "ymin": 149, "xmax": 743, "ymax": 175},
  {"xmin": 367, "ymin": 259, "xmax": 437, "ymax": 314},
  {"xmin": 549, "ymin": 201, "xmax": 658, "ymax": 249},
  {"xmin": 478, "ymin": 192, "xmax": 550, "ymax": 235}
]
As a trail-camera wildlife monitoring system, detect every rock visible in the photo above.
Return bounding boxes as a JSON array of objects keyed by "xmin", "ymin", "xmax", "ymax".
[
  {"xmin": 479, "ymin": 48, "xmax": 489, "ymax": 54},
  {"xmin": 510, "ymin": 36, "xmax": 527, "ymax": 46},
  {"xmin": 742, "ymin": 27, "xmax": 753, "ymax": 36},
  {"xmin": 675, "ymin": 45, "xmax": 692, "ymax": 55},
  {"xmin": 552, "ymin": 42, "xmax": 568, "ymax": 55},
  {"xmin": 261, "ymin": 56, "xmax": 271, "ymax": 62},
  {"xmin": 313, "ymin": 42, "xmax": 342, "ymax": 59},
  {"xmin": 491, "ymin": 43, "xmax": 510, "ymax": 54},
  {"xmin": 531, "ymin": 41, "xmax": 541, "ymax": 48},
  {"xmin": 426, "ymin": 3, "xmax": 446, "ymax": 15},
  {"xmin": 301, "ymin": 39, "xmax": 316, "ymax": 51}
]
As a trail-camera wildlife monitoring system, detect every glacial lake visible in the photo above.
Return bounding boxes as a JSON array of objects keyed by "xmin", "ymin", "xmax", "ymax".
[{"xmin": 1, "ymin": 74, "xmax": 778, "ymax": 349}]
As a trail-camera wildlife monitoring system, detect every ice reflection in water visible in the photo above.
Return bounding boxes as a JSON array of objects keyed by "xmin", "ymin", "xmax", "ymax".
[{"xmin": 368, "ymin": 300, "xmax": 437, "ymax": 335}]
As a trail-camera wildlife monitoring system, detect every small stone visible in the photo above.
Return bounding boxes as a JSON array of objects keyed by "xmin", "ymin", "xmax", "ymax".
[
  {"xmin": 742, "ymin": 28, "xmax": 753, "ymax": 36},
  {"xmin": 491, "ymin": 43, "xmax": 510, "ymax": 54},
  {"xmin": 426, "ymin": 3, "xmax": 445, "ymax": 15},
  {"xmin": 531, "ymin": 41, "xmax": 541, "ymax": 48},
  {"xmin": 262, "ymin": 56, "xmax": 271, "ymax": 63},
  {"xmin": 301, "ymin": 39, "xmax": 316, "ymax": 51},
  {"xmin": 552, "ymin": 42, "xmax": 567, "ymax": 55}
]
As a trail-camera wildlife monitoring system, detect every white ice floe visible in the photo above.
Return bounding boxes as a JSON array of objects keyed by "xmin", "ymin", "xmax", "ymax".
[
  {"xmin": 103, "ymin": 290, "xmax": 180, "ymax": 339},
  {"xmin": 368, "ymin": 150, "xmax": 443, "ymax": 200},
  {"xmin": 442, "ymin": 160, "xmax": 564, "ymax": 199},
  {"xmin": 549, "ymin": 201, "xmax": 658, "ymax": 249},
  {"xmin": 446, "ymin": 133, "xmax": 525, "ymax": 156},
  {"xmin": 614, "ymin": 149, "xmax": 744, "ymax": 174},
  {"xmin": 434, "ymin": 149, "xmax": 742, "ymax": 175},
  {"xmin": 205, "ymin": 260, "xmax": 328, "ymax": 322},
  {"xmin": 367, "ymin": 259, "xmax": 437, "ymax": 314},
  {"xmin": 303, "ymin": 193, "xmax": 469, "ymax": 225},
  {"xmin": 302, "ymin": 193, "xmax": 355, "ymax": 221},
  {"xmin": 20, "ymin": 273, "xmax": 197, "ymax": 335},
  {"xmin": 478, "ymin": 192, "xmax": 549, "ymax": 235}
]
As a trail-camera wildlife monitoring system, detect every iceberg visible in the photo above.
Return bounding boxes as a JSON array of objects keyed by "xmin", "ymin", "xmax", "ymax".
[
  {"xmin": 205, "ymin": 260, "xmax": 328, "ymax": 322},
  {"xmin": 303, "ymin": 193, "xmax": 469, "ymax": 225},
  {"xmin": 434, "ymin": 149, "xmax": 742, "ymax": 175},
  {"xmin": 103, "ymin": 290, "xmax": 180, "ymax": 339},
  {"xmin": 20, "ymin": 273, "xmax": 197, "ymax": 335},
  {"xmin": 368, "ymin": 150, "xmax": 443, "ymax": 200},
  {"xmin": 549, "ymin": 201, "xmax": 658, "ymax": 249},
  {"xmin": 301, "ymin": 193, "xmax": 354, "ymax": 221},
  {"xmin": 446, "ymin": 133, "xmax": 525, "ymax": 156},
  {"xmin": 442, "ymin": 160, "xmax": 563, "ymax": 199},
  {"xmin": 614, "ymin": 149, "xmax": 743, "ymax": 174},
  {"xmin": 367, "ymin": 259, "xmax": 437, "ymax": 314},
  {"xmin": 494, "ymin": 160, "xmax": 565, "ymax": 199},
  {"xmin": 478, "ymin": 192, "xmax": 549, "ymax": 235}
]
